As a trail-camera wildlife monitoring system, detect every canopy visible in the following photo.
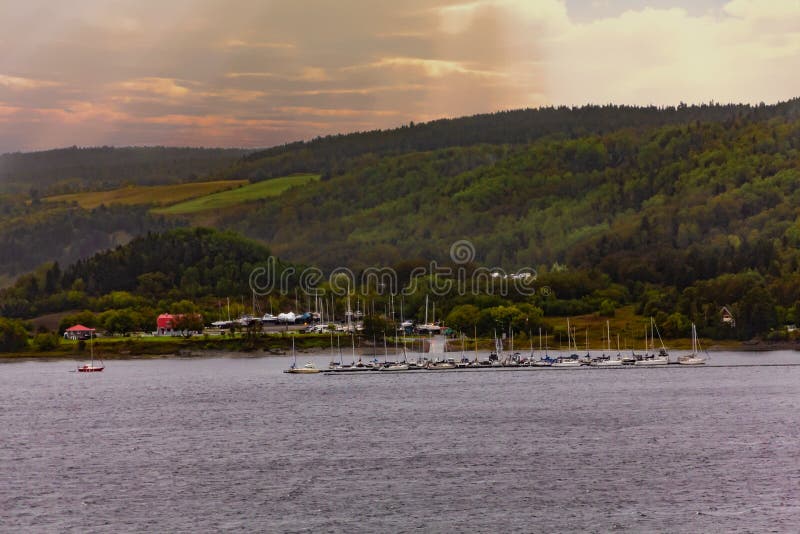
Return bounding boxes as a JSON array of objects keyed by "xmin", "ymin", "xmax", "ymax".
[{"xmin": 65, "ymin": 324, "xmax": 95, "ymax": 332}]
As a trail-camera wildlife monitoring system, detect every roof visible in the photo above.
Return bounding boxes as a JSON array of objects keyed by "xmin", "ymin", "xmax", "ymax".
[{"xmin": 65, "ymin": 324, "xmax": 95, "ymax": 332}]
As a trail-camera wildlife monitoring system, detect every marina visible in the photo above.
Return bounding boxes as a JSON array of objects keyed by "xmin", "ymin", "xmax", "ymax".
[{"xmin": 306, "ymin": 320, "xmax": 712, "ymax": 374}]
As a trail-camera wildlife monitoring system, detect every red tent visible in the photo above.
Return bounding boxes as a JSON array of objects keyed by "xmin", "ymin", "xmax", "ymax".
[
  {"xmin": 65, "ymin": 324, "xmax": 95, "ymax": 332},
  {"xmin": 64, "ymin": 324, "xmax": 95, "ymax": 339}
]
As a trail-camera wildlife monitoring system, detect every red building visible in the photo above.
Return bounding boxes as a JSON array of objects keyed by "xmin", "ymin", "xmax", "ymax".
[
  {"xmin": 157, "ymin": 313, "xmax": 177, "ymax": 335},
  {"xmin": 156, "ymin": 313, "xmax": 202, "ymax": 336}
]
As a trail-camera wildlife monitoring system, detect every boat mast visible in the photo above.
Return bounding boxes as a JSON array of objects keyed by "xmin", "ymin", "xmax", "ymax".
[
  {"xmin": 539, "ymin": 327, "xmax": 542, "ymax": 352},
  {"xmin": 529, "ymin": 330, "xmax": 533, "ymax": 358},
  {"xmin": 474, "ymin": 325, "xmax": 479, "ymax": 362},
  {"xmin": 650, "ymin": 318, "xmax": 655, "ymax": 352},
  {"xmin": 566, "ymin": 318, "xmax": 571, "ymax": 353}
]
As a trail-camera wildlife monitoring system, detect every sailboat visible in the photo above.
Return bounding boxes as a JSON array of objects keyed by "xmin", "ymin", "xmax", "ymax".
[
  {"xmin": 552, "ymin": 320, "xmax": 581, "ymax": 367},
  {"xmin": 593, "ymin": 321, "xmax": 622, "ymax": 367},
  {"xmin": 77, "ymin": 330, "xmax": 104, "ymax": 372},
  {"xmin": 678, "ymin": 323, "xmax": 706, "ymax": 365},
  {"xmin": 532, "ymin": 328, "xmax": 553, "ymax": 366},
  {"xmin": 284, "ymin": 337, "xmax": 320, "ymax": 374},
  {"xmin": 636, "ymin": 318, "xmax": 669, "ymax": 365},
  {"xmin": 380, "ymin": 331, "xmax": 408, "ymax": 371}
]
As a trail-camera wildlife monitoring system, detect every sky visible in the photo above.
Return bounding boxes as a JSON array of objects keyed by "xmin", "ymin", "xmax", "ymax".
[{"xmin": 1, "ymin": 0, "xmax": 799, "ymax": 153}]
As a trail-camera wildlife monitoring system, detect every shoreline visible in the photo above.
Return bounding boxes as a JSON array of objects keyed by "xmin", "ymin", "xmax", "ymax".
[{"xmin": 2, "ymin": 336, "xmax": 800, "ymax": 362}]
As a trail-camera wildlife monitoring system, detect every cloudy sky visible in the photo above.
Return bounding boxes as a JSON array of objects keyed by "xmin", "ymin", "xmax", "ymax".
[{"xmin": 1, "ymin": 0, "xmax": 798, "ymax": 153}]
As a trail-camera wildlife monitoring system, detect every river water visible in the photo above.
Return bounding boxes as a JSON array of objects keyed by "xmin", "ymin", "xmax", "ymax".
[{"xmin": 2, "ymin": 351, "xmax": 800, "ymax": 532}]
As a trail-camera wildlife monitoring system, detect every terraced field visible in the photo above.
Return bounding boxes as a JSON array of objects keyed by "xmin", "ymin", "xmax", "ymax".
[
  {"xmin": 153, "ymin": 174, "xmax": 320, "ymax": 215},
  {"xmin": 44, "ymin": 180, "xmax": 247, "ymax": 209}
]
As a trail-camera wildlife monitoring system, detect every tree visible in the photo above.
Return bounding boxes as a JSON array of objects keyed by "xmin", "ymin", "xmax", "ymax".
[
  {"xmin": 0, "ymin": 318, "xmax": 28, "ymax": 352},
  {"xmin": 103, "ymin": 309, "xmax": 136, "ymax": 336},
  {"xmin": 173, "ymin": 313, "xmax": 204, "ymax": 336},
  {"xmin": 32, "ymin": 332, "xmax": 60, "ymax": 351},
  {"xmin": 445, "ymin": 304, "xmax": 481, "ymax": 334}
]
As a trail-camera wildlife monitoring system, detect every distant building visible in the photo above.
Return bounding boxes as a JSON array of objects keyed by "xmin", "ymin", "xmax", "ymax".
[
  {"xmin": 64, "ymin": 324, "xmax": 95, "ymax": 340},
  {"xmin": 156, "ymin": 313, "xmax": 202, "ymax": 336},
  {"xmin": 156, "ymin": 313, "xmax": 177, "ymax": 336},
  {"xmin": 720, "ymin": 306, "xmax": 736, "ymax": 327}
]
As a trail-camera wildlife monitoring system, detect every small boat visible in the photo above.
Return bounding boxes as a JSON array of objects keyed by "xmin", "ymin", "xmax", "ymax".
[
  {"xmin": 678, "ymin": 323, "xmax": 706, "ymax": 365},
  {"xmin": 285, "ymin": 362, "xmax": 321, "ymax": 374},
  {"xmin": 284, "ymin": 337, "xmax": 321, "ymax": 374},
  {"xmin": 379, "ymin": 363, "xmax": 409, "ymax": 371},
  {"xmin": 551, "ymin": 358, "xmax": 581, "ymax": 368},
  {"xmin": 592, "ymin": 321, "xmax": 623, "ymax": 367},
  {"xmin": 77, "ymin": 331, "xmax": 104, "ymax": 373},
  {"xmin": 636, "ymin": 318, "xmax": 669, "ymax": 365},
  {"xmin": 553, "ymin": 320, "xmax": 582, "ymax": 367}
]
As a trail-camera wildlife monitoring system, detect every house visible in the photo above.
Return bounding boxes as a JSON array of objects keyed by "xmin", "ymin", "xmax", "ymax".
[
  {"xmin": 156, "ymin": 313, "xmax": 177, "ymax": 336},
  {"xmin": 156, "ymin": 313, "xmax": 203, "ymax": 336},
  {"xmin": 720, "ymin": 306, "xmax": 736, "ymax": 327},
  {"xmin": 63, "ymin": 324, "xmax": 95, "ymax": 340}
]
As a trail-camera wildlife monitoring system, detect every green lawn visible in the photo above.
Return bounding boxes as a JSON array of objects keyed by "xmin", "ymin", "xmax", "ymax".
[
  {"xmin": 153, "ymin": 174, "xmax": 320, "ymax": 215},
  {"xmin": 44, "ymin": 180, "xmax": 247, "ymax": 209}
]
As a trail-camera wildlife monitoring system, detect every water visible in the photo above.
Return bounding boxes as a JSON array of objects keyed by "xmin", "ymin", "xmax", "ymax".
[{"xmin": 2, "ymin": 351, "xmax": 800, "ymax": 532}]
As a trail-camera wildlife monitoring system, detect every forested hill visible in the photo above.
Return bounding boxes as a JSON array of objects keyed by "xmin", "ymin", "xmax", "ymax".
[
  {"xmin": 0, "ymin": 228, "xmax": 294, "ymax": 319},
  {"xmin": 0, "ymin": 146, "xmax": 251, "ymax": 194},
  {"xmin": 230, "ymin": 106, "xmax": 800, "ymax": 284},
  {"xmin": 227, "ymin": 99, "xmax": 800, "ymax": 180}
]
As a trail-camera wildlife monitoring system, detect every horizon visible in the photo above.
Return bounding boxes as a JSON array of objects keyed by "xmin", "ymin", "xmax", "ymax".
[
  {"xmin": 1, "ymin": 96, "xmax": 792, "ymax": 157},
  {"xmin": 2, "ymin": 0, "xmax": 800, "ymax": 153}
]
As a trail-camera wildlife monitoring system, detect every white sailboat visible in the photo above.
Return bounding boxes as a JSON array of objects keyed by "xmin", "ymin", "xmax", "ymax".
[
  {"xmin": 284, "ymin": 337, "xmax": 320, "ymax": 374},
  {"xmin": 552, "ymin": 320, "xmax": 581, "ymax": 367},
  {"xmin": 636, "ymin": 317, "xmax": 669, "ymax": 365},
  {"xmin": 593, "ymin": 321, "xmax": 622, "ymax": 367},
  {"xmin": 678, "ymin": 323, "xmax": 706, "ymax": 365}
]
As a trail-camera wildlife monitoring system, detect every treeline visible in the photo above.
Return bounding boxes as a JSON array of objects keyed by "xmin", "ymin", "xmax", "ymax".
[
  {"xmin": 0, "ymin": 201, "xmax": 183, "ymax": 279},
  {"xmin": 0, "ymin": 228, "xmax": 296, "ymax": 321},
  {"xmin": 0, "ymin": 225, "xmax": 792, "ymax": 342},
  {"xmin": 227, "ymin": 100, "xmax": 800, "ymax": 181},
  {"xmin": 0, "ymin": 146, "xmax": 250, "ymax": 195}
]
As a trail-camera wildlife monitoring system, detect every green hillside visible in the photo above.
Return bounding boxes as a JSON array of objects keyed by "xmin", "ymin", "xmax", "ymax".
[
  {"xmin": 44, "ymin": 180, "xmax": 247, "ymax": 209},
  {"xmin": 0, "ymin": 146, "xmax": 251, "ymax": 195},
  {"xmin": 232, "ymin": 116, "xmax": 800, "ymax": 277},
  {"xmin": 6, "ymin": 101, "xmax": 800, "ymax": 341},
  {"xmin": 153, "ymin": 174, "xmax": 319, "ymax": 214}
]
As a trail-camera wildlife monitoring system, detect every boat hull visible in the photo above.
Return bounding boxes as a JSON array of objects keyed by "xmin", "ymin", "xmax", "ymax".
[
  {"xmin": 380, "ymin": 364, "xmax": 409, "ymax": 371},
  {"xmin": 635, "ymin": 359, "xmax": 668, "ymax": 366},
  {"xmin": 592, "ymin": 360, "xmax": 623, "ymax": 367},
  {"xmin": 77, "ymin": 366, "xmax": 104, "ymax": 372}
]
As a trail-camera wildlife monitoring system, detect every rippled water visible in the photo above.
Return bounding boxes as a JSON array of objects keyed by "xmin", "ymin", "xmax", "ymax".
[{"xmin": 2, "ymin": 351, "xmax": 800, "ymax": 532}]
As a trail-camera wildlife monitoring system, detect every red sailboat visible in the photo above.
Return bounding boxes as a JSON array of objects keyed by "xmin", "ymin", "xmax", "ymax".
[{"xmin": 77, "ymin": 327, "xmax": 104, "ymax": 373}]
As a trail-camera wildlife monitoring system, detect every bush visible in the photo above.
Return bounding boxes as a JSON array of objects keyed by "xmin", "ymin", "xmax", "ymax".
[
  {"xmin": 32, "ymin": 332, "xmax": 60, "ymax": 351},
  {"xmin": 0, "ymin": 318, "xmax": 29, "ymax": 352}
]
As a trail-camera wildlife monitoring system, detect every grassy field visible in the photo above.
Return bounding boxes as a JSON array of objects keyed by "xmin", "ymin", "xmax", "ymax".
[
  {"xmin": 44, "ymin": 180, "xmax": 248, "ymax": 209},
  {"xmin": 152, "ymin": 174, "xmax": 320, "ymax": 215}
]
